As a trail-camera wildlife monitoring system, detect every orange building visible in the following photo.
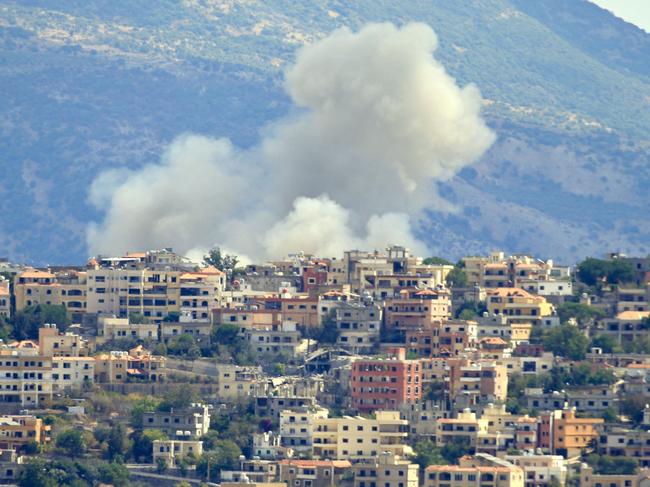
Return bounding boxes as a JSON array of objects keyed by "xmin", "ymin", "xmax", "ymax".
[
  {"xmin": 350, "ymin": 347, "xmax": 422, "ymax": 412},
  {"xmin": 546, "ymin": 407, "xmax": 603, "ymax": 457},
  {"xmin": 384, "ymin": 288, "xmax": 451, "ymax": 333},
  {"xmin": 0, "ymin": 415, "xmax": 50, "ymax": 451}
]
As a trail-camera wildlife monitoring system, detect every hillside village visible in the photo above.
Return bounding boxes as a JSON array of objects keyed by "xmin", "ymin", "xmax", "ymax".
[{"xmin": 0, "ymin": 246, "xmax": 649, "ymax": 487}]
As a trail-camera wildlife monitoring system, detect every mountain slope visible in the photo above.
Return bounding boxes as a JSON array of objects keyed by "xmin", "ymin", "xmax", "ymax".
[{"xmin": 0, "ymin": 0, "xmax": 648, "ymax": 264}]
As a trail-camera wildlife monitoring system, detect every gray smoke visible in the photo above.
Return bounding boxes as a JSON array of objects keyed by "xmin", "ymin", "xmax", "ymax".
[{"xmin": 87, "ymin": 22, "xmax": 495, "ymax": 260}]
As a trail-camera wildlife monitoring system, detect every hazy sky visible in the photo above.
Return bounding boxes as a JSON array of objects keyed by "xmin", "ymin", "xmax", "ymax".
[{"xmin": 590, "ymin": 0, "xmax": 650, "ymax": 32}]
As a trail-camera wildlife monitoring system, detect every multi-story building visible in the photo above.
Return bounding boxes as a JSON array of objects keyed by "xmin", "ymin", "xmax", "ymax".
[
  {"xmin": 94, "ymin": 346, "xmax": 165, "ymax": 384},
  {"xmin": 179, "ymin": 268, "xmax": 226, "ymax": 321},
  {"xmin": 216, "ymin": 364, "xmax": 262, "ymax": 401},
  {"xmin": 98, "ymin": 316, "xmax": 159, "ymax": 342},
  {"xmin": 220, "ymin": 458, "xmax": 280, "ymax": 484},
  {"xmin": 280, "ymin": 406, "xmax": 329, "ymax": 455},
  {"xmin": 616, "ymin": 285, "xmax": 650, "ymax": 313},
  {"xmin": 446, "ymin": 359, "xmax": 508, "ymax": 406},
  {"xmin": 335, "ymin": 302, "xmax": 382, "ymax": 354},
  {"xmin": 0, "ymin": 346, "xmax": 52, "ymax": 407},
  {"xmin": 142, "ymin": 403, "xmax": 211, "ymax": 439},
  {"xmin": 504, "ymin": 454, "xmax": 566, "ymax": 487},
  {"xmin": 51, "ymin": 356, "xmax": 94, "ymax": 393},
  {"xmin": 353, "ymin": 453, "xmax": 419, "ymax": 487},
  {"xmin": 350, "ymin": 348, "xmax": 422, "ymax": 412},
  {"xmin": 579, "ymin": 463, "xmax": 650, "ymax": 487},
  {"xmin": 278, "ymin": 459, "xmax": 352, "ymax": 487},
  {"xmin": 0, "ymin": 415, "xmax": 50, "ymax": 451},
  {"xmin": 38, "ymin": 324, "xmax": 88, "ymax": 357},
  {"xmin": 434, "ymin": 409, "xmax": 489, "ymax": 448},
  {"xmin": 14, "ymin": 269, "xmax": 87, "ymax": 320},
  {"xmin": 0, "ymin": 278, "xmax": 10, "ymax": 318},
  {"xmin": 384, "ymin": 287, "xmax": 451, "ymax": 333},
  {"xmin": 545, "ymin": 407, "xmax": 603, "ymax": 457},
  {"xmin": 425, "ymin": 454, "xmax": 525, "ymax": 487},
  {"xmin": 486, "ymin": 288, "xmax": 554, "ymax": 326},
  {"xmin": 597, "ymin": 426, "xmax": 650, "ymax": 468},
  {"xmin": 312, "ymin": 411, "xmax": 411, "ymax": 461},
  {"xmin": 243, "ymin": 321, "xmax": 304, "ymax": 357},
  {"xmin": 152, "ymin": 439, "xmax": 203, "ymax": 467},
  {"xmin": 600, "ymin": 311, "xmax": 650, "ymax": 347},
  {"xmin": 160, "ymin": 317, "xmax": 211, "ymax": 346},
  {"xmin": 253, "ymin": 431, "xmax": 294, "ymax": 460},
  {"xmin": 526, "ymin": 384, "xmax": 619, "ymax": 414}
]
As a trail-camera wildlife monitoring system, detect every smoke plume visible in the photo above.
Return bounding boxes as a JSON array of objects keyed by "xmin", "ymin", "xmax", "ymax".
[{"xmin": 87, "ymin": 22, "xmax": 495, "ymax": 260}]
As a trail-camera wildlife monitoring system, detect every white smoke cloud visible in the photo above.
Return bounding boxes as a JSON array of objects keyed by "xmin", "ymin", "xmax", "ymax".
[{"xmin": 87, "ymin": 22, "xmax": 495, "ymax": 260}]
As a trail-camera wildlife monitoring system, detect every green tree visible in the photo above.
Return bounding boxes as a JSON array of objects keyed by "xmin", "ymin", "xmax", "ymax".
[
  {"xmin": 156, "ymin": 457, "xmax": 168, "ymax": 474},
  {"xmin": 441, "ymin": 439, "xmax": 472, "ymax": 463},
  {"xmin": 445, "ymin": 266, "xmax": 468, "ymax": 288},
  {"xmin": 601, "ymin": 407, "xmax": 618, "ymax": 423},
  {"xmin": 98, "ymin": 462, "xmax": 130, "ymax": 487},
  {"xmin": 620, "ymin": 396, "xmax": 647, "ymax": 423},
  {"xmin": 317, "ymin": 309, "xmax": 339, "ymax": 344},
  {"xmin": 586, "ymin": 454, "xmax": 637, "ymax": 475},
  {"xmin": 158, "ymin": 384, "xmax": 199, "ymax": 412},
  {"xmin": 55, "ymin": 429, "xmax": 86, "ymax": 458},
  {"xmin": 556, "ymin": 302, "xmax": 604, "ymax": 326},
  {"xmin": 196, "ymin": 440, "xmax": 242, "ymax": 480},
  {"xmin": 413, "ymin": 439, "xmax": 448, "ymax": 469},
  {"xmin": 454, "ymin": 301, "xmax": 487, "ymax": 320},
  {"xmin": 542, "ymin": 324, "xmax": 589, "ymax": 360},
  {"xmin": 423, "ymin": 257, "xmax": 453, "ymax": 266},
  {"xmin": 107, "ymin": 423, "xmax": 130, "ymax": 461},
  {"xmin": 129, "ymin": 312, "xmax": 151, "ymax": 324},
  {"xmin": 577, "ymin": 258, "xmax": 636, "ymax": 287},
  {"xmin": 131, "ymin": 396, "xmax": 161, "ymax": 428},
  {"xmin": 590, "ymin": 334, "xmax": 622, "ymax": 353},
  {"xmin": 203, "ymin": 247, "xmax": 240, "ymax": 283},
  {"xmin": 18, "ymin": 460, "xmax": 58, "ymax": 487},
  {"xmin": 131, "ymin": 429, "xmax": 167, "ymax": 463},
  {"xmin": 12, "ymin": 304, "xmax": 68, "ymax": 339}
]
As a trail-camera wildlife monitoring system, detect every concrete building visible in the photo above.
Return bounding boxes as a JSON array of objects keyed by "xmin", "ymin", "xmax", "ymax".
[
  {"xmin": 14, "ymin": 269, "xmax": 87, "ymax": 321},
  {"xmin": 38, "ymin": 324, "xmax": 88, "ymax": 357},
  {"xmin": 217, "ymin": 364, "xmax": 262, "ymax": 401},
  {"xmin": 0, "ymin": 278, "xmax": 10, "ymax": 318},
  {"xmin": 244, "ymin": 321, "xmax": 305, "ymax": 357},
  {"xmin": 161, "ymin": 318, "xmax": 212, "ymax": 346},
  {"xmin": 94, "ymin": 346, "xmax": 165, "ymax": 384},
  {"xmin": 350, "ymin": 347, "xmax": 422, "ymax": 412},
  {"xmin": 385, "ymin": 288, "xmax": 451, "ymax": 333},
  {"xmin": 278, "ymin": 459, "xmax": 352, "ymax": 487},
  {"xmin": 253, "ymin": 431, "xmax": 294, "ymax": 460},
  {"xmin": 425, "ymin": 454, "xmax": 525, "ymax": 487},
  {"xmin": 580, "ymin": 463, "xmax": 650, "ymax": 487},
  {"xmin": 486, "ymin": 288, "xmax": 554, "ymax": 326},
  {"xmin": 545, "ymin": 407, "xmax": 603, "ymax": 457},
  {"xmin": 505, "ymin": 454, "xmax": 567, "ymax": 487},
  {"xmin": 98, "ymin": 316, "xmax": 158, "ymax": 342},
  {"xmin": 152, "ymin": 439, "xmax": 203, "ymax": 467},
  {"xmin": 353, "ymin": 453, "xmax": 419, "ymax": 487},
  {"xmin": 0, "ymin": 415, "xmax": 50, "ymax": 451},
  {"xmin": 280, "ymin": 406, "xmax": 329, "ymax": 455},
  {"xmin": 143, "ymin": 403, "xmax": 210, "ymax": 439},
  {"xmin": 51, "ymin": 356, "xmax": 94, "ymax": 393},
  {"xmin": 600, "ymin": 311, "xmax": 650, "ymax": 347},
  {"xmin": 0, "ymin": 346, "xmax": 52, "ymax": 407},
  {"xmin": 446, "ymin": 359, "xmax": 508, "ymax": 406},
  {"xmin": 221, "ymin": 458, "xmax": 279, "ymax": 484},
  {"xmin": 335, "ymin": 302, "xmax": 382, "ymax": 354},
  {"xmin": 312, "ymin": 411, "xmax": 411, "ymax": 461}
]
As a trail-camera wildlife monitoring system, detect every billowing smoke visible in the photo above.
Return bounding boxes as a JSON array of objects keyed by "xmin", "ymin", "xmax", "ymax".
[{"xmin": 87, "ymin": 22, "xmax": 495, "ymax": 260}]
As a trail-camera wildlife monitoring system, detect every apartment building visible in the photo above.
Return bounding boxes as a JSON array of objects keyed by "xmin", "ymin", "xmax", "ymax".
[
  {"xmin": 526, "ymin": 384, "xmax": 619, "ymax": 414},
  {"xmin": 616, "ymin": 285, "xmax": 650, "ymax": 313},
  {"xmin": 51, "ymin": 356, "xmax": 94, "ymax": 393},
  {"xmin": 217, "ymin": 364, "xmax": 261, "ymax": 401},
  {"xmin": 179, "ymin": 268, "xmax": 226, "ymax": 321},
  {"xmin": 243, "ymin": 321, "xmax": 304, "ymax": 357},
  {"xmin": 278, "ymin": 459, "xmax": 352, "ymax": 487},
  {"xmin": 486, "ymin": 288, "xmax": 554, "ymax": 326},
  {"xmin": 99, "ymin": 316, "xmax": 158, "ymax": 342},
  {"xmin": 312, "ymin": 411, "xmax": 411, "ymax": 461},
  {"xmin": 0, "ymin": 415, "xmax": 50, "ymax": 451},
  {"xmin": 280, "ymin": 406, "xmax": 329, "ymax": 456},
  {"xmin": 14, "ymin": 269, "xmax": 87, "ymax": 320},
  {"xmin": 600, "ymin": 311, "xmax": 650, "ymax": 347},
  {"xmin": 94, "ymin": 346, "xmax": 165, "ymax": 384},
  {"xmin": 597, "ymin": 427, "xmax": 650, "ymax": 468},
  {"xmin": 464, "ymin": 252, "xmax": 568, "ymax": 289},
  {"xmin": 361, "ymin": 271, "xmax": 451, "ymax": 300},
  {"xmin": 435, "ymin": 409, "xmax": 489, "ymax": 448},
  {"xmin": 335, "ymin": 301, "xmax": 382, "ymax": 354},
  {"xmin": 385, "ymin": 287, "xmax": 451, "ymax": 333},
  {"xmin": 221, "ymin": 458, "xmax": 280, "ymax": 484},
  {"xmin": 152, "ymin": 439, "xmax": 203, "ymax": 467},
  {"xmin": 353, "ymin": 453, "xmax": 419, "ymax": 487},
  {"xmin": 350, "ymin": 348, "xmax": 422, "ymax": 412},
  {"xmin": 38, "ymin": 324, "xmax": 88, "ymax": 357},
  {"xmin": 161, "ymin": 318, "xmax": 211, "ymax": 346},
  {"xmin": 504, "ymin": 454, "xmax": 566, "ymax": 487},
  {"xmin": 580, "ymin": 464, "xmax": 650, "ymax": 487},
  {"xmin": 143, "ymin": 403, "xmax": 210, "ymax": 439},
  {"xmin": 545, "ymin": 407, "xmax": 603, "ymax": 457},
  {"xmin": 425, "ymin": 455, "xmax": 524, "ymax": 487},
  {"xmin": 0, "ymin": 278, "xmax": 10, "ymax": 318},
  {"xmin": 0, "ymin": 347, "xmax": 52, "ymax": 407},
  {"xmin": 446, "ymin": 359, "xmax": 508, "ymax": 406},
  {"xmin": 253, "ymin": 431, "xmax": 293, "ymax": 460}
]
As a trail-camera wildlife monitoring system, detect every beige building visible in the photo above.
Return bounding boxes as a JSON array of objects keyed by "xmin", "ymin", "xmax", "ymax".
[
  {"xmin": 0, "ymin": 415, "xmax": 50, "ymax": 451},
  {"xmin": 312, "ymin": 411, "xmax": 412, "ymax": 461},
  {"xmin": 217, "ymin": 364, "xmax": 262, "ymax": 401},
  {"xmin": 280, "ymin": 406, "xmax": 329, "ymax": 456},
  {"xmin": 51, "ymin": 356, "xmax": 94, "ymax": 393},
  {"xmin": 385, "ymin": 288, "xmax": 451, "ymax": 333},
  {"xmin": 505, "ymin": 454, "xmax": 567, "ymax": 487},
  {"xmin": 600, "ymin": 311, "xmax": 650, "ymax": 347},
  {"xmin": 14, "ymin": 269, "xmax": 87, "ymax": 321},
  {"xmin": 580, "ymin": 464, "xmax": 650, "ymax": 487},
  {"xmin": 278, "ymin": 459, "xmax": 352, "ymax": 487},
  {"xmin": 425, "ymin": 455, "xmax": 525, "ymax": 487},
  {"xmin": 152, "ymin": 439, "xmax": 203, "ymax": 467},
  {"xmin": 0, "ymin": 346, "xmax": 52, "ymax": 407},
  {"xmin": 0, "ymin": 278, "xmax": 9, "ymax": 318},
  {"xmin": 353, "ymin": 453, "xmax": 419, "ymax": 487},
  {"xmin": 94, "ymin": 346, "xmax": 165, "ymax": 384},
  {"xmin": 486, "ymin": 288, "xmax": 554, "ymax": 326},
  {"xmin": 244, "ymin": 321, "xmax": 305, "ymax": 357},
  {"xmin": 143, "ymin": 403, "xmax": 210, "ymax": 439},
  {"xmin": 38, "ymin": 324, "xmax": 88, "ymax": 357},
  {"xmin": 98, "ymin": 316, "xmax": 159, "ymax": 342}
]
